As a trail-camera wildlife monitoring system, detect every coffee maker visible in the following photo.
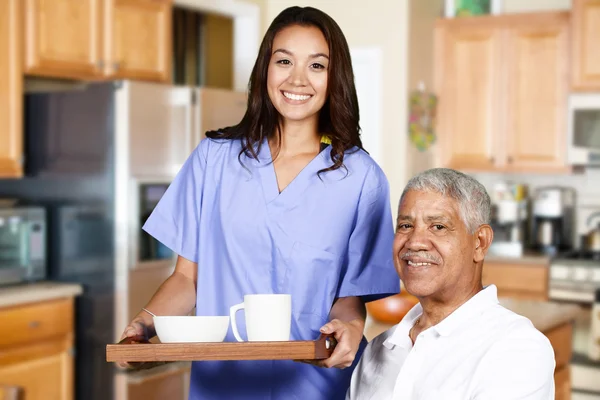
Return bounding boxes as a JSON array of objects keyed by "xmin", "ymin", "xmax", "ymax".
[{"xmin": 530, "ymin": 186, "xmax": 576, "ymax": 255}]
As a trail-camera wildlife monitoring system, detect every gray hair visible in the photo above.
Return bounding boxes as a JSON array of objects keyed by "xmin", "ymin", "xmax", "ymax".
[{"xmin": 400, "ymin": 168, "xmax": 491, "ymax": 233}]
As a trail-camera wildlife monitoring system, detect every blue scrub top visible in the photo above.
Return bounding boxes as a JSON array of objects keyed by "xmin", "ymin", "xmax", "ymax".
[{"xmin": 143, "ymin": 137, "xmax": 400, "ymax": 400}]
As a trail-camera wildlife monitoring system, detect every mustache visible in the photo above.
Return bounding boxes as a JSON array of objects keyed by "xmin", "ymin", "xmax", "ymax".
[{"xmin": 400, "ymin": 251, "xmax": 441, "ymax": 264}]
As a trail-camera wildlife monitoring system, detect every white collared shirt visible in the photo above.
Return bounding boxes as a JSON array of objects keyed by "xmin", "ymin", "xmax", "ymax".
[{"xmin": 347, "ymin": 285, "xmax": 556, "ymax": 400}]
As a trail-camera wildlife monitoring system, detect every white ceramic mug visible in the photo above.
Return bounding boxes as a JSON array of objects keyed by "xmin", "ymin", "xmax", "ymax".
[{"xmin": 229, "ymin": 294, "xmax": 291, "ymax": 342}]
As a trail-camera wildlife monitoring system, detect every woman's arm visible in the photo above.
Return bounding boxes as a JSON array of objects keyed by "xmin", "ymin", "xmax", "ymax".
[
  {"xmin": 316, "ymin": 296, "xmax": 367, "ymax": 369},
  {"xmin": 120, "ymin": 255, "xmax": 198, "ymax": 343}
]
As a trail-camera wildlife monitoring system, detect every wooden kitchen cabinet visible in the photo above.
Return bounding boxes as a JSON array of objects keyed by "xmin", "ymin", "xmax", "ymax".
[
  {"xmin": 0, "ymin": 298, "xmax": 75, "ymax": 400},
  {"xmin": 435, "ymin": 12, "xmax": 570, "ymax": 173},
  {"xmin": 24, "ymin": 0, "xmax": 172, "ymax": 82},
  {"xmin": 0, "ymin": 0, "xmax": 23, "ymax": 178},
  {"xmin": 107, "ymin": 0, "xmax": 172, "ymax": 82},
  {"xmin": 482, "ymin": 259, "xmax": 549, "ymax": 301},
  {"xmin": 23, "ymin": 0, "xmax": 104, "ymax": 80},
  {"xmin": 572, "ymin": 0, "xmax": 600, "ymax": 90}
]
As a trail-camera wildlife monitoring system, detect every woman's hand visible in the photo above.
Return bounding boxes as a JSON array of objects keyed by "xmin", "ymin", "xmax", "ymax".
[
  {"xmin": 116, "ymin": 315, "xmax": 157, "ymax": 370},
  {"xmin": 314, "ymin": 318, "xmax": 364, "ymax": 369}
]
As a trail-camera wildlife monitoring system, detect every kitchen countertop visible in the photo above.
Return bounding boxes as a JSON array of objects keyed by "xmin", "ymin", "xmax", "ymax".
[
  {"xmin": 485, "ymin": 252, "xmax": 551, "ymax": 265},
  {"xmin": 0, "ymin": 281, "xmax": 83, "ymax": 308},
  {"xmin": 500, "ymin": 297, "xmax": 582, "ymax": 333}
]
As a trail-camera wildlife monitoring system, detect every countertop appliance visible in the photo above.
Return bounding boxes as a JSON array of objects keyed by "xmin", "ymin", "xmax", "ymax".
[
  {"xmin": 0, "ymin": 202, "xmax": 46, "ymax": 285},
  {"xmin": 530, "ymin": 186, "xmax": 576, "ymax": 256},
  {"xmin": 549, "ymin": 250, "xmax": 600, "ymax": 396},
  {"xmin": 567, "ymin": 93, "xmax": 600, "ymax": 167}
]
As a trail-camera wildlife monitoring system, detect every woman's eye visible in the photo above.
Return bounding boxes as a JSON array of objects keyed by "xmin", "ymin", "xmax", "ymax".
[
  {"xmin": 276, "ymin": 59, "xmax": 291, "ymax": 65},
  {"xmin": 311, "ymin": 63, "xmax": 325, "ymax": 69},
  {"xmin": 433, "ymin": 225, "xmax": 446, "ymax": 230}
]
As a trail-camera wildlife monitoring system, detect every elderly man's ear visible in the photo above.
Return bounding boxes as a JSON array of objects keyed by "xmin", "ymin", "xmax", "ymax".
[{"xmin": 473, "ymin": 225, "xmax": 494, "ymax": 263}]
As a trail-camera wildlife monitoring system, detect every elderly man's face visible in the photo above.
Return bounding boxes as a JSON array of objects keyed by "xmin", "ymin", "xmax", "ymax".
[{"xmin": 393, "ymin": 189, "xmax": 481, "ymax": 299}]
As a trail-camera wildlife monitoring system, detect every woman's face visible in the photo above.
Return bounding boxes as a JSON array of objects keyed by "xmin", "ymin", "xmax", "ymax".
[{"xmin": 267, "ymin": 25, "xmax": 329, "ymax": 126}]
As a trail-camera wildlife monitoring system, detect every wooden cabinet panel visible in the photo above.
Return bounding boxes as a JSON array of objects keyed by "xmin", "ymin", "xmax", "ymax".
[
  {"xmin": 22, "ymin": 0, "xmax": 172, "ymax": 82},
  {"xmin": 572, "ymin": 0, "xmax": 600, "ymax": 90},
  {"xmin": 554, "ymin": 366, "xmax": 571, "ymax": 400},
  {"xmin": 435, "ymin": 23, "xmax": 502, "ymax": 170},
  {"xmin": 0, "ymin": 299, "xmax": 73, "ymax": 348},
  {"xmin": 545, "ymin": 323, "xmax": 573, "ymax": 370},
  {"xmin": 482, "ymin": 261, "xmax": 548, "ymax": 300},
  {"xmin": 505, "ymin": 14, "xmax": 569, "ymax": 171},
  {"xmin": 24, "ymin": 0, "xmax": 103, "ymax": 79},
  {"xmin": 109, "ymin": 0, "xmax": 172, "ymax": 82},
  {"xmin": 0, "ymin": 0, "xmax": 23, "ymax": 178},
  {"xmin": 434, "ymin": 12, "xmax": 570, "ymax": 173},
  {"xmin": 0, "ymin": 352, "xmax": 73, "ymax": 400}
]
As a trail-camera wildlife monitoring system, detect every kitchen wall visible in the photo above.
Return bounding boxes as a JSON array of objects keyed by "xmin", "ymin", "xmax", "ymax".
[
  {"xmin": 472, "ymin": 169, "xmax": 600, "ymax": 238},
  {"xmin": 502, "ymin": 0, "xmax": 571, "ymax": 12},
  {"xmin": 406, "ymin": 0, "xmax": 444, "ymax": 180}
]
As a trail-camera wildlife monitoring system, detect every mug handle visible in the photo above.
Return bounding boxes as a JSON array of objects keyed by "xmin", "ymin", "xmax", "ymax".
[{"xmin": 229, "ymin": 302, "xmax": 245, "ymax": 342}]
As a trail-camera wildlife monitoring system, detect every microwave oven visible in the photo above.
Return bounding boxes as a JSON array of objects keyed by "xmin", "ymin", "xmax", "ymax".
[
  {"xmin": 0, "ymin": 205, "xmax": 46, "ymax": 285},
  {"xmin": 567, "ymin": 93, "xmax": 600, "ymax": 166}
]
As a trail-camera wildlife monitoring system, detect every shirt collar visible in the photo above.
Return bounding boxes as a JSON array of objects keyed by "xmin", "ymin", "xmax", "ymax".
[
  {"xmin": 383, "ymin": 301, "xmax": 422, "ymax": 350},
  {"xmin": 381, "ymin": 284, "xmax": 499, "ymax": 349}
]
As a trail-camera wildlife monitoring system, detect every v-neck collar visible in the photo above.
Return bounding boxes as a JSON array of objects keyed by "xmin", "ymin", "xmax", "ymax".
[{"xmin": 255, "ymin": 137, "xmax": 331, "ymax": 207}]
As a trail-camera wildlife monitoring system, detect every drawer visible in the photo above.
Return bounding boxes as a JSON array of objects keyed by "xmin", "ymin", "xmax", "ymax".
[
  {"xmin": 0, "ymin": 298, "xmax": 73, "ymax": 348},
  {"xmin": 482, "ymin": 262, "xmax": 548, "ymax": 294},
  {"xmin": 545, "ymin": 323, "xmax": 573, "ymax": 370}
]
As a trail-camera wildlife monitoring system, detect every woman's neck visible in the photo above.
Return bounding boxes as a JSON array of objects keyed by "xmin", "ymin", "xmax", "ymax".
[{"xmin": 271, "ymin": 118, "xmax": 320, "ymax": 155}]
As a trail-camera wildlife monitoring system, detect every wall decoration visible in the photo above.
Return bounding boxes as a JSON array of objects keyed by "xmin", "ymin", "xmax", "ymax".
[{"xmin": 408, "ymin": 82, "xmax": 437, "ymax": 152}]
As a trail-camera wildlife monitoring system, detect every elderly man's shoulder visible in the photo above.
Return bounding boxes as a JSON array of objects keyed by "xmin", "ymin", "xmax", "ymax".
[{"xmin": 478, "ymin": 303, "xmax": 555, "ymax": 365}]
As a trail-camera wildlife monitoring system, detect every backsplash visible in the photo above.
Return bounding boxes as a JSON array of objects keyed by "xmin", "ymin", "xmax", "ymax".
[{"xmin": 471, "ymin": 169, "xmax": 600, "ymax": 239}]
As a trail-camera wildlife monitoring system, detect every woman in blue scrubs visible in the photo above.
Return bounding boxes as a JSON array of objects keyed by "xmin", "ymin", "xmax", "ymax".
[{"xmin": 120, "ymin": 6, "xmax": 399, "ymax": 399}]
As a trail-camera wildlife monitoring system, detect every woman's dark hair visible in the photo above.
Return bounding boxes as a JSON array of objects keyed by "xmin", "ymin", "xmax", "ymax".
[{"xmin": 205, "ymin": 6, "xmax": 363, "ymax": 174}]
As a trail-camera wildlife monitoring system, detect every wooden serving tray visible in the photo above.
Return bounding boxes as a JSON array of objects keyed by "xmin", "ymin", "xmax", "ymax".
[{"xmin": 106, "ymin": 335, "xmax": 336, "ymax": 363}]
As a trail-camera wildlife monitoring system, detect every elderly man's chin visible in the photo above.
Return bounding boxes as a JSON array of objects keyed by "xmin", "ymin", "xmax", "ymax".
[{"xmin": 398, "ymin": 264, "xmax": 440, "ymax": 298}]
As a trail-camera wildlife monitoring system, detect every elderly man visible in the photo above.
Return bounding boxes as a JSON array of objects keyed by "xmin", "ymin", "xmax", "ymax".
[{"xmin": 347, "ymin": 168, "xmax": 555, "ymax": 400}]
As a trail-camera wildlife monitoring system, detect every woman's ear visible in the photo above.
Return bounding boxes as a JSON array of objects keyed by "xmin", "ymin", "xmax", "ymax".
[{"xmin": 474, "ymin": 225, "xmax": 494, "ymax": 263}]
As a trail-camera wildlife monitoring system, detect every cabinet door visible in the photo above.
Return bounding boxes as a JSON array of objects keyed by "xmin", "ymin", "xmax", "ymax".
[
  {"xmin": 108, "ymin": 0, "xmax": 172, "ymax": 82},
  {"xmin": 434, "ymin": 22, "xmax": 503, "ymax": 170},
  {"xmin": 24, "ymin": 0, "xmax": 104, "ymax": 80},
  {"xmin": 504, "ymin": 13, "xmax": 570, "ymax": 171},
  {"xmin": 0, "ymin": 0, "xmax": 23, "ymax": 178},
  {"xmin": 572, "ymin": 0, "xmax": 600, "ymax": 91},
  {"xmin": 554, "ymin": 366, "xmax": 571, "ymax": 400},
  {"xmin": 0, "ymin": 352, "xmax": 73, "ymax": 400}
]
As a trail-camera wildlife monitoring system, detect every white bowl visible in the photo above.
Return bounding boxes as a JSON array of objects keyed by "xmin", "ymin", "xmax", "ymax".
[{"xmin": 153, "ymin": 316, "xmax": 229, "ymax": 343}]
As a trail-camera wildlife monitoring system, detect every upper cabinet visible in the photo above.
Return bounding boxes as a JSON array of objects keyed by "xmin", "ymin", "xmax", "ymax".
[
  {"xmin": 504, "ymin": 14, "xmax": 570, "ymax": 171},
  {"xmin": 23, "ymin": 0, "xmax": 104, "ymax": 80},
  {"xmin": 435, "ymin": 12, "xmax": 570, "ymax": 173},
  {"xmin": 0, "ymin": 0, "xmax": 23, "ymax": 178},
  {"xmin": 572, "ymin": 0, "xmax": 600, "ymax": 90},
  {"xmin": 24, "ymin": 0, "xmax": 172, "ymax": 82},
  {"xmin": 434, "ymin": 23, "xmax": 503, "ymax": 170},
  {"xmin": 107, "ymin": 0, "xmax": 172, "ymax": 82}
]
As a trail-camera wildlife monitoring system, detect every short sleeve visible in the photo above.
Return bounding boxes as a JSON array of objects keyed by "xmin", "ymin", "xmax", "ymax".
[
  {"xmin": 141, "ymin": 139, "xmax": 209, "ymax": 263},
  {"xmin": 336, "ymin": 164, "xmax": 400, "ymax": 301},
  {"xmin": 472, "ymin": 325, "xmax": 556, "ymax": 400}
]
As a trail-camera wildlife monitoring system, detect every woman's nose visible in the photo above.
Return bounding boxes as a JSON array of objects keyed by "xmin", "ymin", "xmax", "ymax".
[{"xmin": 288, "ymin": 66, "xmax": 307, "ymax": 86}]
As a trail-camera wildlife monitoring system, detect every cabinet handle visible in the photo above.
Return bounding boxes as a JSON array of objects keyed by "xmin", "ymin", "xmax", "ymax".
[
  {"xmin": 114, "ymin": 62, "xmax": 121, "ymax": 71},
  {"xmin": 508, "ymin": 156, "xmax": 514, "ymax": 164},
  {"xmin": 29, "ymin": 320, "xmax": 40, "ymax": 328},
  {"xmin": 490, "ymin": 157, "xmax": 495, "ymax": 164},
  {"xmin": 97, "ymin": 60, "xmax": 104, "ymax": 69}
]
